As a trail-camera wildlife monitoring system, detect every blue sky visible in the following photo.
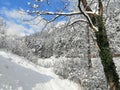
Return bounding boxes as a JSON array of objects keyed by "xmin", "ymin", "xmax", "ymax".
[
  {"xmin": 0, "ymin": 0, "xmax": 69, "ymax": 12},
  {"xmin": 0, "ymin": 0, "xmax": 27, "ymax": 9},
  {"xmin": 0, "ymin": 0, "xmax": 70, "ymax": 36},
  {"xmin": 0, "ymin": 0, "xmax": 37, "ymax": 36}
]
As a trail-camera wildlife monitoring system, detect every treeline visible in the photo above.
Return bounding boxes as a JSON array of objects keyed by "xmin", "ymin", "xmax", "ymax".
[
  {"xmin": 0, "ymin": 1, "xmax": 120, "ymax": 62},
  {"xmin": 24, "ymin": 25, "xmax": 94, "ymax": 59}
]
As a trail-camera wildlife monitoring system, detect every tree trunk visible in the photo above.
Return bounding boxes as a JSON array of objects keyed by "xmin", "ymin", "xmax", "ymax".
[
  {"xmin": 95, "ymin": 16, "xmax": 120, "ymax": 90},
  {"xmin": 86, "ymin": 25, "xmax": 92, "ymax": 68}
]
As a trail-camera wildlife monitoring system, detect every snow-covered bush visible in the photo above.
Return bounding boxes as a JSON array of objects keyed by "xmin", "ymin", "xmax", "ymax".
[
  {"xmin": 54, "ymin": 58, "xmax": 108, "ymax": 90},
  {"xmin": 37, "ymin": 56, "xmax": 56, "ymax": 68},
  {"xmin": 0, "ymin": 18, "xmax": 6, "ymax": 48},
  {"xmin": 1, "ymin": 36, "xmax": 37, "ymax": 63}
]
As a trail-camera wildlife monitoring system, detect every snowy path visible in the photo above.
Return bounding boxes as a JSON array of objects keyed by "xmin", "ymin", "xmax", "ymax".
[{"xmin": 0, "ymin": 51, "xmax": 79, "ymax": 90}]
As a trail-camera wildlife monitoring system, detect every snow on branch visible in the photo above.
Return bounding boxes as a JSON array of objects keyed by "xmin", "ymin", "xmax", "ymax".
[
  {"xmin": 26, "ymin": 11, "xmax": 98, "ymax": 16},
  {"xmin": 68, "ymin": 19, "xmax": 88, "ymax": 26},
  {"xmin": 78, "ymin": 0, "xmax": 98, "ymax": 32},
  {"xmin": 105, "ymin": 0, "xmax": 111, "ymax": 22}
]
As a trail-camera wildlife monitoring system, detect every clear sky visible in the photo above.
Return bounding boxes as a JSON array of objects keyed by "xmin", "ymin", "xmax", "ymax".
[
  {"xmin": 0, "ymin": 0, "xmax": 28, "ymax": 9},
  {"xmin": 0, "ymin": 0, "xmax": 70, "ymax": 36}
]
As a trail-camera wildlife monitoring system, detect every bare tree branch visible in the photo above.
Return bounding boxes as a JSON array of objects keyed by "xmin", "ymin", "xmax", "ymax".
[
  {"xmin": 78, "ymin": 0, "xmax": 98, "ymax": 32},
  {"xmin": 27, "ymin": 11, "xmax": 98, "ymax": 16},
  {"xmin": 68, "ymin": 19, "xmax": 88, "ymax": 26},
  {"xmin": 98, "ymin": 0, "xmax": 103, "ymax": 16},
  {"xmin": 105, "ymin": 0, "xmax": 111, "ymax": 22}
]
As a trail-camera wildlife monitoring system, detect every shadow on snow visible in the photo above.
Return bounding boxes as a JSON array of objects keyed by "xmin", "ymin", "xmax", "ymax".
[{"xmin": 0, "ymin": 55, "xmax": 53, "ymax": 90}]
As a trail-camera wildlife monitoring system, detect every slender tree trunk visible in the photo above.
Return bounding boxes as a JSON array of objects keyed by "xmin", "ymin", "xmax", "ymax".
[
  {"xmin": 95, "ymin": 16, "xmax": 120, "ymax": 90},
  {"xmin": 86, "ymin": 25, "xmax": 92, "ymax": 68}
]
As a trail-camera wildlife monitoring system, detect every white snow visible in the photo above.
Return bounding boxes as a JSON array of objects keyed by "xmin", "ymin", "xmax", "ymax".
[{"xmin": 0, "ymin": 51, "xmax": 79, "ymax": 90}]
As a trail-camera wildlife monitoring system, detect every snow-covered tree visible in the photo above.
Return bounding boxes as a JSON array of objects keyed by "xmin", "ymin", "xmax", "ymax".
[
  {"xmin": 22, "ymin": 0, "xmax": 120, "ymax": 89},
  {"xmin": 0, "ymin": 18, "xmax": 6, "ymax": 48}
]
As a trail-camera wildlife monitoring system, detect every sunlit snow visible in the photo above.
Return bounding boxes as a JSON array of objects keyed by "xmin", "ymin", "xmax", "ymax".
[{"xmin": 0, "ymin": 51, "xmax": 79, "ymax": 90}]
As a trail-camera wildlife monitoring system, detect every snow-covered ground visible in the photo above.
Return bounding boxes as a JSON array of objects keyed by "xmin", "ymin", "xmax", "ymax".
[{"xmin": 0, "ymin": 51, "xmax": 79, "ymax": 90}]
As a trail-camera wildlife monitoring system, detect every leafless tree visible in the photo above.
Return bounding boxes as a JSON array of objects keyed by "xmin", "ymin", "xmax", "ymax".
[{"xmin": 23, "ymin": 0, "xmax": 120, "ymax": 89}]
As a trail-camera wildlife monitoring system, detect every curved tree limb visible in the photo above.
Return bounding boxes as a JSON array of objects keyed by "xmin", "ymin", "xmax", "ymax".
[{"xmin": 78, "ymin": 0, "xmax": 98, "ymax": 32}]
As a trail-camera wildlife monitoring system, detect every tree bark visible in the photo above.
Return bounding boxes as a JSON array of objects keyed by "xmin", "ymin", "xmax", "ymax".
[
  {"xmin": 80, "ymin": 0, "xmax": 120, "ymax": 89},
  {"xmin": 95, "ymin": 15, "xmax": 120, "ymax": 90}
]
